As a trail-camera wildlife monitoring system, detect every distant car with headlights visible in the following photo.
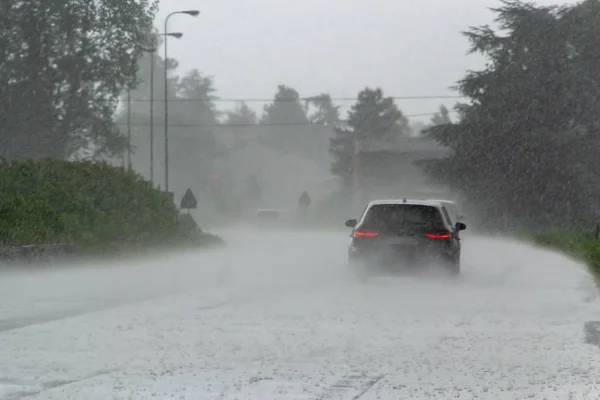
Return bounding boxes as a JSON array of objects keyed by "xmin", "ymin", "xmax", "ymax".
[
  {"xmin": 345, "ymin": 199, "xmax": 466, "ymax": 281},
  {"xmin": 251, "ymin": 209, "xmax": 280, "ymax": 226}
]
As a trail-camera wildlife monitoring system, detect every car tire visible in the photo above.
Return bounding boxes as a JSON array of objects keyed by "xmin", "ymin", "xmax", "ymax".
[{"xmin": 445, "ymin": 257, "xmax": 461, "ymax": 277}]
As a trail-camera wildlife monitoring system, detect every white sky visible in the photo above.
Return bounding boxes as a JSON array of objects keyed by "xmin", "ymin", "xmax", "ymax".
[{"xmin": 154, "ymin": 0, "xmax": 577, "ymax": 122}]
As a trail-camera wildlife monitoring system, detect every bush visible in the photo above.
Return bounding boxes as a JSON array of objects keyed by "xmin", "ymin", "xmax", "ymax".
[
  {"xmin": 0, "ymin": 159, "xmax": 218, "ymax": 254},
  {"xmin": 583, "ymin": 241, "xmax": 600, "ymax": 283},
  {"xmin": 173, "ymin": 213, "xmax": 225, "ymax": 249}
]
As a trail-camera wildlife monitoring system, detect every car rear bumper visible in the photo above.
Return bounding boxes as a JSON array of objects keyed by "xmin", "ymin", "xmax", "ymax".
[{"xmin": 349, "ymin": 243, "xmax": 457, "ymax": 268}]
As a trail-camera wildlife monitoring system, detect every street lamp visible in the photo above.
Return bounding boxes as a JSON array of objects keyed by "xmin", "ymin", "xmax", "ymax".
[
  {"xmin": 163, "ymin": 9, "xmax": 200, "ymax": 192},
  {"xmin": 139, "ymin": 32, "xmax": 182, "ymax": 186},
  {"xmin": 127, "ymin": 86, "xmax": 131, "ymax": 170}
]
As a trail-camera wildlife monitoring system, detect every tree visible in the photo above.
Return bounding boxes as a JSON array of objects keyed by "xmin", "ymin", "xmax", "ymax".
[
  {"xmin": 169, "ymin": 69, "xmax": 220, "ymax": 192},
  {"xmin": 174, "ymin": 69, "xmax": 220, "ymax": 126},
  {"xmin": 347, "ymin": 88, "xmax": 406, "ymax": 138},
  {"xmin": 223, "ymin": 102, "xmax": 259, "ymax": 149},
  {"xmin": 409, "ymin": 121, "xmax": 428, "ymax": 137},
  {"xmin": 116, "ymin": 54, "xmax": 220, "ymax": 197},
  {"xmin": 307, "ymin": 94, "xmax": 340, "ymax": 124},
  {"xmin": 330, "ymin": 87, "xmax": 406, "ymax": 185},
  {"xmin": 260, "ymin": 85, "xmax": 308, "ymax": 125},
  {"xmin": 225, "ymin": 102, "xmax": 257, "ymax": 125},
  {"xmin": 259, "ymin": 85, "xmax": 313, "ymax": 156},
  {"xmin": 430, "ymin": 105, "xmax": 452, "ymax": 126},
  {"xmin": 423, "ymin": 0, "xmax": 600, "ymax": 230},
  {"xmin": 0, "ymin": 0, "xmax": 158, "ymax": 160},
  {"xmin": 113, "ymin": 43, "xmax": 179, "ymax": 165}
]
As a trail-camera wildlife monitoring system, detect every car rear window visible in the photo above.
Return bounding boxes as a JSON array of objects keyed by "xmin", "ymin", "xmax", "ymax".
[
  {"xmin": 360, "ymin": 204, "xmax": 445, "ymax": 232},
  {"xmin": 441, "ymin": 202, "xmax": 460, "ymax": 216},
  {"xmin": 440, "ymin": 207, "xmax": 453, "ymax": 225}
]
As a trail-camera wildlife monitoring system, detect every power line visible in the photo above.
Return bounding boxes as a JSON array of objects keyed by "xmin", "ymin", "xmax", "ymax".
[
  {"xmin": 125, "ymin": 95, "xmax": 463, "ymax": 104},
  {"xmin": 115, "ymin": 112, "xmax": 443, "ymax": 129}
]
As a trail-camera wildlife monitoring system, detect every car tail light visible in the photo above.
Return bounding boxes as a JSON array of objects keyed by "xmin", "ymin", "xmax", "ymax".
[
  {"xmin": 426, "ymin": 232, "xmax": 451, "ymax": 239},
  {"xmin": 353, "ymin": 231, "xmax": 378, "ymax": 237}
]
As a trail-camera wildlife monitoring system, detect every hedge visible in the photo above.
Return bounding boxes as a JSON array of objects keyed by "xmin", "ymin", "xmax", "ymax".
[{"xmin": 0, "ymin": 158, "xmax": 219, "ymax": 254}]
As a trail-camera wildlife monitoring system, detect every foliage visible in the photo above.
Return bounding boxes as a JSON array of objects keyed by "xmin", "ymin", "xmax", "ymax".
[
  {"xmin": 118, "ymin": 62, "xmax": 220, "ymax": 194},
  {"xmin": 169, "ymin": 69, "xmax": 220, "ymax": 189},
  {"xmin": 329, "ymin": 87, "xmax": 408, "ymax": 185},
  {"xmin": 430, "ymin": 105, "xmax": 452, "ymax": 126},
  {"xmin": 422, "ymin": 0, "xmax": 600, "ymax": 231},
  {"xmin": 177, "ymin": 213, "xmax": 224, "ymax": 248},
  {"xmin": 532, "ymin": 229, "xmax": 600, "ymax": 285},
  {"xmin": 259, "ymin": 85, "xmax": 309, "ymax": 155},
  {"xmin": 0, "ymin": 0, "xmax": 158, "ymax": 160},
  {"xmin": 225, "ymin": 102, "xmax": 258, "ymax": 125},
  {"xmin": 0, "ymin": 159, "xmax": 218, "ymax": 254},
  {"xmin": 307, "ymin": 94, "xmax": 341, "ymax": 124},
  {"xmin": 260, "ymin": 85, "xmax": 309, "ymax": 125},
  {"xmin": 222, "ymin": 102, "xmax": 259, "ymax": 150},
  {"xmin": 258, "ymin": 85, "xmax": 336, "ymax": 161},
  {"xmin": 174, "ymin": 69, "xmax": 220, "ymax": 125}
]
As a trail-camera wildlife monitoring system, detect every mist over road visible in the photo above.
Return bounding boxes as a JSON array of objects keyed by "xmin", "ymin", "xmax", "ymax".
[{"xmin": 1, "ymin": 227, "xmax": 600, "ymax": 398}]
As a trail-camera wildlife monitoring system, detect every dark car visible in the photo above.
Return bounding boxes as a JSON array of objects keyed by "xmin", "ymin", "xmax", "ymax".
[
  {"xmin": 345, "ymin": 199, "xmax": 466, "ymax": 281},
  {"xmin": 426, "ymin": 199, "xmax": 466, "ymax": 224},
  {"xmin": 251, "ymin": 209, "xmax": 280, "ymax": 227}
]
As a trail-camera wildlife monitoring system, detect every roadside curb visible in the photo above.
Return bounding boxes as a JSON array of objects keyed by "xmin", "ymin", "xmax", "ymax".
[
  {"xmin": 0, "ymin": 243, "xmax": 78, "ymax": 268},
  {"xmin": 584, "ymin": 321, "xmax": 600, "ymax": 346}
]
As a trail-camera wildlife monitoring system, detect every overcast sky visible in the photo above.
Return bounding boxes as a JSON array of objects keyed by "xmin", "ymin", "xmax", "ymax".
[{"xmin": 154, "ymin": 0, "xmax": 577, "ymax": 122}]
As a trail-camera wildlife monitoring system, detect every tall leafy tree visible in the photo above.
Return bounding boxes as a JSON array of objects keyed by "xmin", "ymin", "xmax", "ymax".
[
  {"xmin": 223, "ymin": 102, "xmax": 259, "ymax": 149},
  {"xmin": 330, "ymin": 87, "xmax": 406, "ymax": 185},
  {"xmin": 0, "ymin": 0, "xmax": 158, "ymax": 160},
  {"xmin": 174, "ymin": 70, "xmax": 220, "ymax": 126},
  {"xmin": 225, "ymin": 102, "xmax": 258, "ymax": 125},
  {"xmin": 424, "ymin": 0, "xmax": 600, "ymax": 230},
  {"xmin": 169, "ymin": 69, "xmax": 220, "ymax": 192},
  {"xmin": 114, "ymin": 42, "xmax": 181, "ymax": 173},
  {"xmin": 430, "ymin": 105, "xmax": 452, "ymax": 126},
  {"xmin": 259, "ymin": 85, "xmax": 312, "ymax": 156},
  {"xmin": 118, "ymin": 58, "xmax": 220, "ymax": 196},
  {"xmin": 307, "ymin": 94, "xmax": 340, "ymax": 124},
  {"xmin": 260, "ymin": 85, "xmax": 308, "ymax": 125}
]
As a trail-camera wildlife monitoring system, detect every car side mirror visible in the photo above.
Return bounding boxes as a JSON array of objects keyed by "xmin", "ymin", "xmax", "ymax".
[
  {"xmin": 455, "ymin": 222, "xmax": 466, "ymax": 231},
  {"xmin": 345, "ymin": 219, "xmax": 357, "ymax": 228}
]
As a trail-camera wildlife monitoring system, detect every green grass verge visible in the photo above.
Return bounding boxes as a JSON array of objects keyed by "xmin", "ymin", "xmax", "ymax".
[
  {"xmin": 75, "ymin": 229, "xmax": 225, "ymax": 264},
  {"xmin": 530, "ymin": 229, "xmax": 600, "ymax": 286},
  {"xmin": 81, "ymin": 213, "xmax": 225, "ymax": 258}
]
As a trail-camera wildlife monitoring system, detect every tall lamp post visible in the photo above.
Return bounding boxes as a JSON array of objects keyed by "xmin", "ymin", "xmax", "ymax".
[
  {"xmin": 140, "ymin": 32, "xmax": 182, "ymax": 186},
  {"xmin": 127, "ymin": 86, "xmax": 132, "ymax": 170},
  {"xmin": 164, "ymin": 9, "xmax": 200, "ymax": 192}
]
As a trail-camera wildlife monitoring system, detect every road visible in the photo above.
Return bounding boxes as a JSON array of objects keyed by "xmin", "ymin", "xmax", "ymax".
[{"xmin": 1, "ymin": 228, "xmax": 600, "ymax": 399}]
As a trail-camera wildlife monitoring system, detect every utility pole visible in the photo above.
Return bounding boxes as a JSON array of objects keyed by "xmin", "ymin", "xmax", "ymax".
[
  {"xmin": 149, "ymin": 49, "xmax": 154, "ymax": 183},
  {"xmin": 164, "ymin": 9, "xmax": 199, "ymax": 192},
  {"xmin": 353, "ymin": 134, "xmax": 360, "ymax": 204},
  {"xmin": 127, "ymin": 86, "xmax": 132, "ymax": 170},
  {"xmin": 142, "ymin": 33, "xmax": 181, "ymax": 186}
]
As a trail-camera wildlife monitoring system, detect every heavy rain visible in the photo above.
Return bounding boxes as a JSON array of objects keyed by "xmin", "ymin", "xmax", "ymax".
[{"xmin": 1, "ymin": 0, "xmax": 600, "ymax": 398}]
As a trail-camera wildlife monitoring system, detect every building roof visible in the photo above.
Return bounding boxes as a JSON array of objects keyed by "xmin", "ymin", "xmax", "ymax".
[{"xmin": 356, "ymin": 136, "xmax": 451, "ymax": 156}]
